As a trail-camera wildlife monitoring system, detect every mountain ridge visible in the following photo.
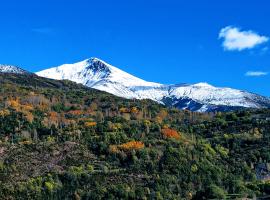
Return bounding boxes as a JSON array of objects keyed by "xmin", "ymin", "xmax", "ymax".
[
  {"xmin": 0, "ymin": 64, "xmax": 30, "ymax": 74},
  {"xmin": 35, "ymin": 57, "xmax": 270, "ymax": 112}
]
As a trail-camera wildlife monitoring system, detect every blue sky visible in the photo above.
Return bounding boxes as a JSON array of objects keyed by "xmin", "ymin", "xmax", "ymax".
[{"xmin": 0, "ymin": 0, "xmax": 269, "ymax": 96}]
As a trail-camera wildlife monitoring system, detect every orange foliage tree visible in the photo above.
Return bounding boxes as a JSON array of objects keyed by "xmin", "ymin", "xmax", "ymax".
[
  {"xmin": 46, "ymin": 111, "xmax": 59, "ymax": 126},
  {"xmin": 109, "ymin": 141, "xmax": 145, "ymax": 153},
  {"xmin": 6, "ymin": 99, "xmax": 34, "ymax": 123},
  {"xmin": 161, "ymin": 128, "xmax": 181, "ymax": 139},
  {"xmin": 118, "ymin": 141, "xmax": 145, "ymax": 150},
  {"xmin": 130, "ymin": 107, "xmax": 139, "ymax": 114},
  {"xmin": 24, "ymin": 112, "xmax": 34, "ymax": 123},
  {"xmin": 68, "ymin": 110, "xmax": 84, "ymax": 116}
]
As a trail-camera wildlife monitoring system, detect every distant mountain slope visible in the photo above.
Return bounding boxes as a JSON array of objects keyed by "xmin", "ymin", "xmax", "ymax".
[
  {"xmin": 36, "ymin": 58, "xmax": 270, "ymax": 112},
  {"xmin": 0, "ymin": 64, "xmax": 30, "ymax": 74}
]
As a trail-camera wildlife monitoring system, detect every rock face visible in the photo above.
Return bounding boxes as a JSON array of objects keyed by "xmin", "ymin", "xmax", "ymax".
[{"xmin": 36, "ymin": 57, "xmax": 270, "ymax": 112}]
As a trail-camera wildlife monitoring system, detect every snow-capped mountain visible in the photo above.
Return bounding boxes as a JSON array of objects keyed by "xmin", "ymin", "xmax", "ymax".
[
  {"xmin": 36, "ymin": 58, "xmax": 270, "ymax": 112},
  {"xmin": 0, "ymin": 64, "xmax": 29, "ymax": 74}
]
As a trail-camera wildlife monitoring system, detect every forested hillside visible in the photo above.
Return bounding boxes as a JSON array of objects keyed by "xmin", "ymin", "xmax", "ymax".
[{"xmin": 0, "ymin": 73, "xmax": 270, "ymax": 199}]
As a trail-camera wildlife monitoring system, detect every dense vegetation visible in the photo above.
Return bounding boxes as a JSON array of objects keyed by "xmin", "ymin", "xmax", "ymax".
[{"xmin": 0, "ymin": 73, "xmax": 270, "ymax": 199}]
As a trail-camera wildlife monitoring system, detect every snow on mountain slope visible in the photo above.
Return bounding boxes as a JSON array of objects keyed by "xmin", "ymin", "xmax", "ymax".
[
  {"xmin": 36, "ymin": 58, "xmax": 165, "ymax": 99},
  {"xmin": 169, "ymin": 83, "xmax": 260, "ymax": 107},
  {"xmin": 36, "ymin": 58, "xmax": 270, "ymax": 112},
  {"xmin": 36, "ymin": 58, "xmax": 162, "ymax": 87},
  {"xmin": 0, "ymin": 64, "xmax": 29, "ymax": 74}
]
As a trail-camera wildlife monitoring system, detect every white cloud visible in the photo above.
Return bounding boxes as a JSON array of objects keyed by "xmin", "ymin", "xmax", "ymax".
[
  {"xmin": 245, "ymin": 71, "xmax": 268, "ymax": 77},
  {"xmin": 219, "ymin": 26, "xmax": 269, "ymax": 51}
]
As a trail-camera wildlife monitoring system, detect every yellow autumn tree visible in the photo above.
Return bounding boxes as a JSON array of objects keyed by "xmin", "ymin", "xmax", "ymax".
[
  {"xmin": 84, "ymin": 121, "xmax": 97, "ymax": 127},
  {"xmin": 130, "ymin": 107, "xmax": 139, "ymax": 114},
  {"xmin": 119, "ymin": 107, "xmax": 129, "ymax": 113},
  {"xmin": 109, "ymin": 141, "xmax": 145, "ymax": 153},
  {"xmin": 0, "ymin": 109, "xmax": 10, "ymax": 117},
  {"xmin": 118, "ymin": 141, "xmax": 145, "ymax": 150}
]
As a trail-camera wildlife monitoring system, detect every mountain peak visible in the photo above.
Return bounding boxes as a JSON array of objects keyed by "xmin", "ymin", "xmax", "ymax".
[
  {"xmin": 84, "ymin": 57, "xmax": 113, "ymax": 69},
  {"xmin": 84, "ymin": 57, "xmax": 112, "ymax": 76},
  {"xmin": 0, "ymin": 64, "xmax": 29, "ymax": 74},
  {"xmin": 86, "ymin": 57, "xmax": 105, "ymax": 63}
]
